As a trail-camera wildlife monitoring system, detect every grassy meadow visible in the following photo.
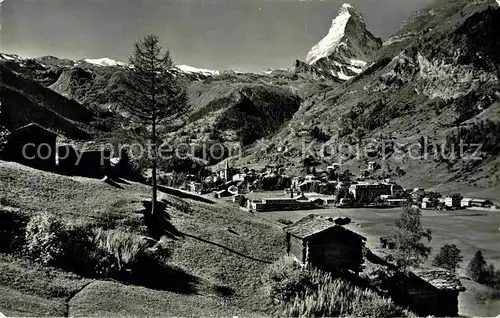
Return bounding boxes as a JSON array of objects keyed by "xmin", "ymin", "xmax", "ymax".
[{"xmin": 0, "ymin": 161, "xmax": 285, "ymax": 316}]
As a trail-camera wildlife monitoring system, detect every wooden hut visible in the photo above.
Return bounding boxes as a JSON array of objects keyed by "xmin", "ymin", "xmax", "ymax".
[
  {"xmin": 284, "ymin": 215, "xmax": 366, "ymax": 273},
  {"xmin": 3, "ymin": 123, "xmax": 58, "ymax": 171},
  {"xmin": 404, "ymin": 267, "xmax": 466, "ymax": 317},
  {"xmin": 57, "ymin": 140, "xmax": 111, "ymax": 178}
]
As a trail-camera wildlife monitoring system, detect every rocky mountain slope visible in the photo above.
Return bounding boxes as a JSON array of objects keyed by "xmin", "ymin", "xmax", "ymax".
[
  {"xmin": 0, "ymin": 52, "xmax": 321, "ymax": 169},
  {"xmin": 0, "ymin": 63, "xmax": 93, "ymax": 139},
  {"xmin": 238, "ymin": 0, "xmax": 500, "ymax": 193}
]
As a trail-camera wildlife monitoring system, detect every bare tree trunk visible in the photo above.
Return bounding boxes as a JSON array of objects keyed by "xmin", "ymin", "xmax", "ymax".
[
  {"xmin": 151, "ymin": 71, "xmax": 157, "ymax": 216},
  {"xmin": 151, "ymin": 120, "xmax": 157, "ymax": 215}
]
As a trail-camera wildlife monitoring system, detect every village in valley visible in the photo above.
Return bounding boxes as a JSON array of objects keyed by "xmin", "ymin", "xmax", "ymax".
[
  {"xmin": 2, "ymin": 0, "xmax": 500, "ymax": 316},
  {"xmin": 2, "ymin": 119, "xmax": 500, "ymax": 317},
  {"xmin": 182, "ymin": 159, "xmax": 495, "ymax": 212}
]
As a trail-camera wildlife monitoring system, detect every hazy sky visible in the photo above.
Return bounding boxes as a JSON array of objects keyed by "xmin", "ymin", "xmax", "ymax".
[{"xmin": 1, "ymin": 0, "xmax": 433, "ymax": 72}]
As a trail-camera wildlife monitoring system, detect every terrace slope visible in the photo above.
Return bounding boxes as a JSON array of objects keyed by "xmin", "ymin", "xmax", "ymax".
[{"xmin": 0, "ymin": 160, "xmax": 285, "ymax": 316}]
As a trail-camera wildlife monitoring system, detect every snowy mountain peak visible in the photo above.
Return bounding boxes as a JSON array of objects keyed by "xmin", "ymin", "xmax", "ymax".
[
  {"xmin": 0, "ymin": 53, "xmax": 24, "ymax": 62},
  {"xmin": 305, "ymin": 3, "xmax": 359, "ymax": 65},
  {"xmin": 83, "ymin": 57, "xmax": 126, "ymax": 67},
  {"xmin": 306, "ymin": 3, "xmax": 371, "ymax": 65},
  {"xmin": 304, "ymin": 3, "xmax": 382, "ymax": 81},
  {"xmin": 176, "ymin": 65, "xmax": 220, "ymax": 76},
  {"xmin": 339, "ymin": 3, "xmax": 358, "ymax": 16}
]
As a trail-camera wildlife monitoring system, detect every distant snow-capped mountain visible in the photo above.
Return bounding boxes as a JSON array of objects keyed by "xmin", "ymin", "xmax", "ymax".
[
  {"xmin": 304, "ymin": 3, "xmax": 382, "ymax": 81},
  {"xmin": 0, "ymin": 53, "xmax": 24, "ymax": 61},
  {"xmin": 176, "ymin": 65, "xmax": 220, "ymax": 76},
  {"xmin": 83, "ymin": 57, "xmax": 126, "ymax": 67}
]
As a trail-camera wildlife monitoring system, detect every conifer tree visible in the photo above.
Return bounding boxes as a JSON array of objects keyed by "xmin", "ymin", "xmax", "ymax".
[
  {"xmin": 124, "ymin": 35, "xmax": 187, "ymax": 215},
  {"xmin": 432, "ymin": 244, "xmax": 463, "ymax": 273},
  {"xmin": 467, "ymin": 250, "xmax": 487, "ymax": 283}
]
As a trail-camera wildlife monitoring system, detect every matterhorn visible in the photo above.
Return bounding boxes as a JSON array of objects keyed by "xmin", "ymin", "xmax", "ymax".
[{"xmin": 305, "ymin": 3, "xmax": 382, "ymax": 81}]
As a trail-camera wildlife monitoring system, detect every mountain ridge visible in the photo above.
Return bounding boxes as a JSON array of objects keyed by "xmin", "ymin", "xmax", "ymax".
[{"xmin": 2, "ymin": 0, "xmax": 500, "ymax": 191}]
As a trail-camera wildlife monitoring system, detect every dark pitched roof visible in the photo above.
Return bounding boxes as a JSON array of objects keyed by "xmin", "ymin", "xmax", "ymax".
[
  {"xmin": 284, "ymin": 214, "xmax": 366, "ymax": 241},
  {"xmin": 411, "ymin": 267, "xmax": 466, "ymax": 291},
  {"xmin": 11, "ymin": 123, "xmax": 58, "ymax": 137},
  {"xmin": 57, "ymin": 139, "xmax": 113, "ymax": 152}
]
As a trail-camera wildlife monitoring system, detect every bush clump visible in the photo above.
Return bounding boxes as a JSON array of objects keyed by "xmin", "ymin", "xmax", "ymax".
[
  {"xmin": 24, "ymin": 212, "xmax": 155, "ymax": 279},
  {"xmin": 25, "ymin": 212, "xmax": 65, "ymax": 265},
  {"xmin": 262, "ymin": 257, "xmax": 413, "ymax": 317},
  {"xmin": 94, "ymin": 228, "xmax": 151, "ymax": 273}
]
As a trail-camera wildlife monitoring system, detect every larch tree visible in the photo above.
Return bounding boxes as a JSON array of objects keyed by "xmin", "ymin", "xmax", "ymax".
[{"xmin": 123, "ymin": 35, "xmax": 188, "ymax": 215}]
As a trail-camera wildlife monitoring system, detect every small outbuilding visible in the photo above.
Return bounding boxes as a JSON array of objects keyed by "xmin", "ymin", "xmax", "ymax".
[
  {"xmin": 284, "ymin": 214, "xmax": 366, "ymax": 273},
  {"xmin": 214, "ymin": 189, "xmax": 231, "ymax": 199},
  {"xmin": 3, "ymin": 123, "xmax": 58, "ymax": 171},
  {"xmin": 462, "ymin": 198, "xmax": 494, "ymax": 208},
  {"xmin": 404, "ymin": 267, "xmax": 466, "ymax": 317},
  {"xmin": 57, "ymin": 141, "xmax": 111, "ymax": 178}
]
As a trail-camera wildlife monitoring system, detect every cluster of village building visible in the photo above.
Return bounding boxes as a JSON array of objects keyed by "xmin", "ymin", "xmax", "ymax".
[
  {"xmin": 0, "ymin": 124, "xmax": 481, "ymax": 317},
  {"xmin": 188, "ymin": 160, "xmax": 494, "ymax": 213},
  {"xmin": 3, "ymin": 123, "xmax": 494, "ymax": 214}
]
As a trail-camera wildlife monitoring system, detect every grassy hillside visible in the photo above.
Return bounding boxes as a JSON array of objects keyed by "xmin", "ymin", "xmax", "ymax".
[{"xmin": 0, "ymin": 160, "xmax": 285, "ymax": 316}]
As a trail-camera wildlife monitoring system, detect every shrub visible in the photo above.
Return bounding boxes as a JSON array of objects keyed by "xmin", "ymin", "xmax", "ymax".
[
  {"xmin": 0, "ymin": 195, "xmax": 8, "ymax": 207},
  {"xmin": 261, "ymin": 256, "xmax": 317, "ymax": 302},
  {"xmin": 24, "ymin": 213, "xmax": 154, "ymax": 279},
  {"xmin": 0, "ymin": 125, "xmax": 10, "ymax": 155},
  {"xmin": 93, "ymin": 228, "xmax": 151, "ymax": 273},
  {"xmin": 262, "ymin": 257, "xmax": 412, "ymax": 317},
  {"xmin": 236, "ymin": 195, "xmax": 247, "ymax": 208},
  {"xmin": 57, "ymin": 221, "xmax": 114, "ymax": 276},
  {"xmin": 473, "ymin": 288, "xmax": 500, "ymax": 306},
  {"xmin": 310, "ymin": 126, "xmax": 330, "ymax": 142},
  {"xmin": 284, "ymin": 279, "xmax": 409, "ymax": 317},
  {"xmin": 25, "ymin": 212, "xmax": 65, "ymax": 265}
]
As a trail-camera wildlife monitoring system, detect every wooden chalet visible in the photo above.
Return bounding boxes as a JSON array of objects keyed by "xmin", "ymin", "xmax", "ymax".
[
  {"xmin": 284, "ymin": 215, "xmax": 366, "ymax": 273},
  {"xmin": 3, "ymin": 123, "xmax": 58, "ymax": 171},
  {"xmin": 57, "ymin": 140, "xmax": 112, "ymax": 178},
  {"xmin": 405, "ymin": 267, "xmax": 466, "ymax": 317}
]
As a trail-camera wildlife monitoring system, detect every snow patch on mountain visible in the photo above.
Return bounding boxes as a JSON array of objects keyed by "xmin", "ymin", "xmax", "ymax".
[
  {"xmin": 83, "ymin": 57, "xmax": 126, "ymax": 67},
  {"xmin": 0, "ymin": 53, "xmax": 24, "ymax": 61},
  {"xmin": 176, "ymin": 65, "xmax": 220, "ymax": 76}
]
